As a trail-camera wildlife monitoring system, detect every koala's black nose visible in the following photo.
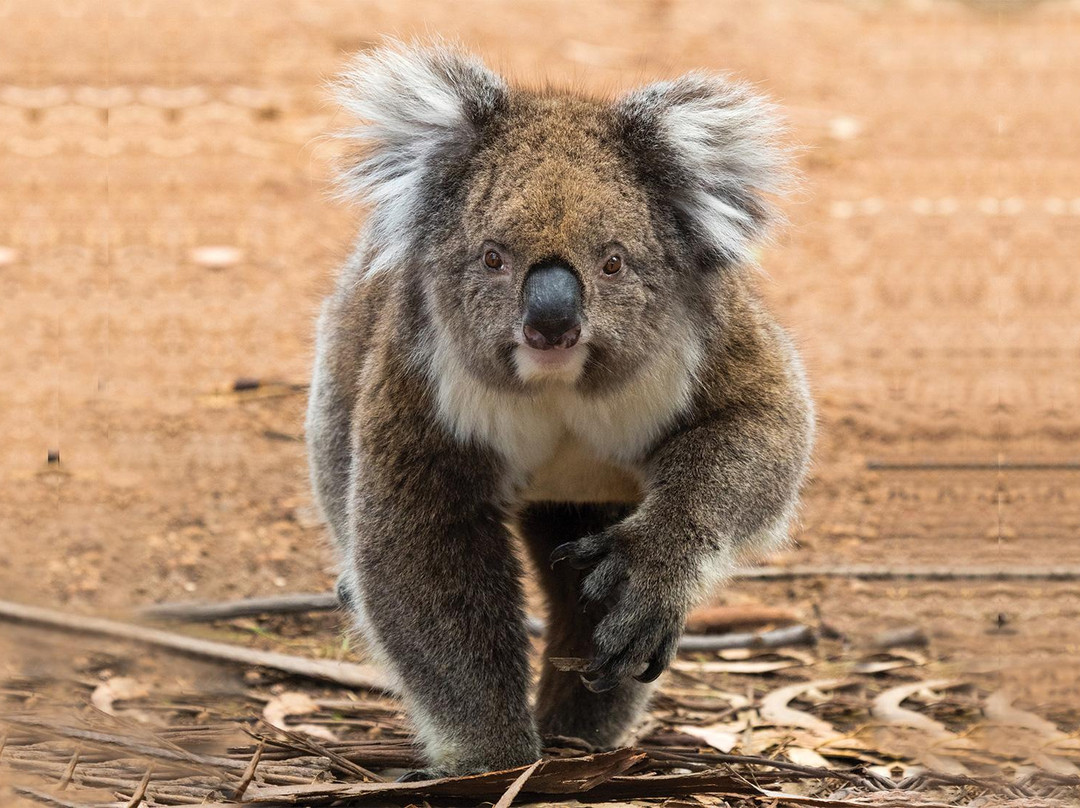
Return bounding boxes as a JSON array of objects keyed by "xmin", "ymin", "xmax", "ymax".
[{"xmin": 522, "ymin": 262, "xmax": 582, "ymax": 350}]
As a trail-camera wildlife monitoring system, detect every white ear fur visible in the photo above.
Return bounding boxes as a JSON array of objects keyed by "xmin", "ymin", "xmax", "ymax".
[
  {"xmin": 616, "ymin": 74, "xmax": 789, "ymax": 266},
  {"xmin": 333, "ymin": 41, "xmax": 507, "ymax": 275}
]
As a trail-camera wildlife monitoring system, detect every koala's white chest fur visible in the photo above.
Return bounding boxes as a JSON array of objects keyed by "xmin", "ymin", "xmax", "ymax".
[{"xmin": 430, "ymin": 342, "xmax": 701, "ymax": 504}]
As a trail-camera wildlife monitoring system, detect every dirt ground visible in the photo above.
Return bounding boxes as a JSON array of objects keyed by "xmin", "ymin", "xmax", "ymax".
[{"xmin": 2, "ymin": 0, "xmax": 1079, "ymax": 804}]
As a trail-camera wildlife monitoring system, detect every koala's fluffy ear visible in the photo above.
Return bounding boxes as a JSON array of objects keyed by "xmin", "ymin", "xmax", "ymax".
[
  {"xmin": 614, "ymin": 74, "xmax": 789, "ymax": 267},
  {"xmin": 334, "ymin": 42, "xmax": 508, "ymax": 274}
]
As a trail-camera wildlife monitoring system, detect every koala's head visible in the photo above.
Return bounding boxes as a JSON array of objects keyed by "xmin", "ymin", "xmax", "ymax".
[{"xmin": 335, "ymin": 42, "xmax": 788, "ymax": 393}]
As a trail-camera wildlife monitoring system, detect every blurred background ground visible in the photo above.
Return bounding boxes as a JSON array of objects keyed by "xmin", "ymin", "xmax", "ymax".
[{"xmin": 1, "ymin": 0, "xmax": 1078, "ymax": 804}]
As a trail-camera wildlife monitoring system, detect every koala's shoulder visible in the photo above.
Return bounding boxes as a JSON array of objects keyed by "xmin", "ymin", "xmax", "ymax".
[{"xmin": 689, "ymin": 279, "xmax": 813, "ymax": 431}]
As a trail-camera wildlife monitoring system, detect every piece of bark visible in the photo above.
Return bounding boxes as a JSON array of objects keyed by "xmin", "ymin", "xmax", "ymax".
[{"xmin": 870, "ymin": 626, "xmax": 929, "ymax": 649}]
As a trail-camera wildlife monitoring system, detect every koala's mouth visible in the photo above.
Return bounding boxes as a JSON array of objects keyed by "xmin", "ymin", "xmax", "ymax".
[{"xmin": 513, "ymin": 342, "xmax": 588, "ymax": 384}]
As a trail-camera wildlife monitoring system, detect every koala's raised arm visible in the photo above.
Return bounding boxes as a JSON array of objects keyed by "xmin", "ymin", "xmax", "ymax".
[
  {"xmin": 307, "ymin": 41, "xmax": 812, "ymax": 778},
  {"xmin": 552, "ymin": 298, "xmax": 812, "ymax": 691}
]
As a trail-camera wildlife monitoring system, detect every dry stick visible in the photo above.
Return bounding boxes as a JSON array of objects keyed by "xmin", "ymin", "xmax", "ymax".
[
  {"xmin": 232, "ymin": 742, "xmax": 264, "ymax": 802},
  {"xmin": 141, "ymin": 592, "xmax": 340, "ymax": 622},
  {"xmin": 57, "ymin": 747, "xmax": 80, "ymax": 790},
  {"xmin": 140, "ymin": 562, "xmax": 1075, "ymax": 632},
  {"xmin": 253, "ymin": 721, "xmax": 385, "ymax": 783},
  {"xmin": 143, "ymin": 594, "xmax": 811, "ymax": 652},
  {"xmin": 0, "ymin": 599, "xmax": 389, "ymax": 693},
  {"xmin": 11, "ymin": 786, "xmax": 97, "ymax": 808},
  {"xmin": 867, "ymin": 459, "xmax": 1080, "ymax": 471},
  {"xmin": 492, "ymin": 759, "xmax": 542, "ymax": 808},
  {"xmin": 4, "ymin": 718, "xmax": 246, "ymax": 773},
  {"xmin": 640, "ymin": 748, "xmax": 887, "ymax": 792},
  {"xmin": 739, "ymin": 565, "xmax": 1077, "ymax": 581},
  {"xmin": 8, "ymin": 744, "xmax": 329, "ymax": 797},
  {"xmin": 122, "ymin": 766, "xmax": 152, "ymax": 808},
  {"xmin": 139, "ymin": 563, "xmax": 1079, "ymax": 626}
]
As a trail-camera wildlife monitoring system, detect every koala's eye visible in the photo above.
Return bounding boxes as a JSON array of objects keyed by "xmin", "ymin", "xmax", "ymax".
[
  {"xmin": 603, "ymin": 254, "xmax": 623, "ymax": 275},
  {"xmin": 483, "ymin": 249, "xmax": 505, "ymax": 270}
]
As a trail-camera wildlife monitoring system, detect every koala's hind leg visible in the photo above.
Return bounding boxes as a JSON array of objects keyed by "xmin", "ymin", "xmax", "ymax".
[{"xmin": 519, "ymin": 502, "xmax": 655, "ymax": 748}]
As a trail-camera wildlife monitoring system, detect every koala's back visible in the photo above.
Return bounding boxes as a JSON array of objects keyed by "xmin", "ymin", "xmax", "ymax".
[{"xmin": 306, "ymin": 257, "xmax": 394, "ymax": 550}]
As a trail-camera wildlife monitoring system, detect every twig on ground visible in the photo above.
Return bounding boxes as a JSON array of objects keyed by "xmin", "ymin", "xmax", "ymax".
[
  {"xmin": 492, "ymin": 758, "xmax": 542, "ymax": 808},
  {"xmin": 0, "ymin": 599, "xmax": 388, "ymax": 692},
  {"xmin": 12, "ymin": 785, "xmax": 100, "ymax": 808},
  {"xmin": 677, "ymin": 623, "xmax": 815, "ymax": 651},
  {"xmin": 739, "ymin": 565, "xmax": 1080, "ymax": 581},
  {"xmin": 122, "ymin": 766, "xmax": 152, "ymax": 808},
  {"xmin": 868, "ymin": 458, "xmax": 1080, "ymax": 471},
  {"xmin": 231, "ymin": 742, "xmax": 263, "ymax": 801},
  {"xmin": 138, "ymin": 562, "xmax": 1080, "ymax": 626},
  {"xmin": 639, "ymin": 747, "xmax": 889, "ymax": 792},
  {"xmin": 2, "ymin": 717, "xmax": 245, "ymax": 774},
  {"xmin": 251, "ymin": 721, "xmax": 385, "ymax": 782},
  {"xmin": 233, "ymin": 747, "xmax": 649, "ymax": 805},
  {"xmin": 144, "ymin": 600, "xmax": 817, "ymax": 653},
  {"xmin": 141, "ymin": 593, "xmax": 816, "ymax": 651},
  {"xmin": 57, "ymin": 747, "xmax": 80, "ymax": 790},
  {"xmin": 141, "ymin": 592, "xmax": 340, "ymax": 622}
]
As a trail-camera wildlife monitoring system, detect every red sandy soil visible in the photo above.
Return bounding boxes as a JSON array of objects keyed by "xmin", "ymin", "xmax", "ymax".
[{"xmin": 1, "ymin": 0, "xmax": 1077, "ymax": 773}]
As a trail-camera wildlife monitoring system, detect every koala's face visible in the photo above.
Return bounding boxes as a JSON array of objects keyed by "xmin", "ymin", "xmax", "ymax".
[
  {"xmin": 427, "ymin": 96, "xmax": 682, "ymax": 392},
  {"xmin": 337, "ymin": 44, "xmax": 786, "ymax": 393}
]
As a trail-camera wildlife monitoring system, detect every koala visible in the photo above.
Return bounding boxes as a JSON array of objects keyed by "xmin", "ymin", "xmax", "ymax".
[{"xmin": 306, "ymin": 42, "xmax": 813, "ymax": 779}]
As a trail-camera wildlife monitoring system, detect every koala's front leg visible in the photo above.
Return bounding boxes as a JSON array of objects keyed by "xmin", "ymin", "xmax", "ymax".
[
  {"xmin": 553, "ymin": 406, "xmax": 811, "ymax": 691},
  {"xmin": 346, "ymin": 400, "xmax": 540, "ymax": 777}
]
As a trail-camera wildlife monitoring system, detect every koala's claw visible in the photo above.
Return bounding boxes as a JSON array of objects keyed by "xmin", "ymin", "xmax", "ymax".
[
  {"xmin": 580, "ymin": 647, "xmax": 628, "ymax": 692},
  {"xmin": 580, "ymin": 626, "xmax": 679, "ymax": 691},
  {"xmin": 554, "ymin": 530, "xmax": 685, "ymax": 690},
  {"xmin": 550, "ymin": 536, "xmax": 610, "ymax": 570},
  {"xmin": 335, "ymin": 576, "xmax": 357, "ymax": 611},
  {"xmin": 396, "ymin": 768, "xmax": 445, "ymax": 782},
  {"xmin": 635, "ymin": 635, "xmax": 679, "ymax": 683}
]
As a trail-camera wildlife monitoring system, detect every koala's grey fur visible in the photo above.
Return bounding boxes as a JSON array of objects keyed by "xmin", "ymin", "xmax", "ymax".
[{"xmin": 307, "ymin": 41, "xmax": 814, "ymax": 778}]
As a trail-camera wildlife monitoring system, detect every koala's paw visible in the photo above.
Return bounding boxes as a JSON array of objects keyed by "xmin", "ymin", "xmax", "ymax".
[{"xmin": 551, "ymin": 532, "xmax": 686, "ymax": 692}]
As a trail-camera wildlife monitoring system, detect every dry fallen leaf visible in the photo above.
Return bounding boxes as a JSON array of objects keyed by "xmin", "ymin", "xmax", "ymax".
[
  {"xmin": 869, "ymin": 680, "xmax": 978, "ymax": 774},
  {"xmin": 784, "ymin": 746, "xmax": 833, "ymax": 769},
  {"xmin": 90, "ymin": 676, "xmax": 150, "ymax": 715},
  {"xmin": 852, "ymin": 651, "xmax": 926, "ymax": 674},
  {"xmin": 870, "ymin": 680, "xmax": 954, "ymax": 737},
  {"xmin": 674, "ymin": 723, "xmax": 740, "ymax": 753},
  {"xmin": 982, "ymin": 690, "xmax": 1080, "ymax": 775},
  {"xmin": 760, "ymin": 680, "xmax": 845, "ymax": 738},
  {"xmin": 263, "ymin": 691, "xmax": 337, "ymax": 741}
]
